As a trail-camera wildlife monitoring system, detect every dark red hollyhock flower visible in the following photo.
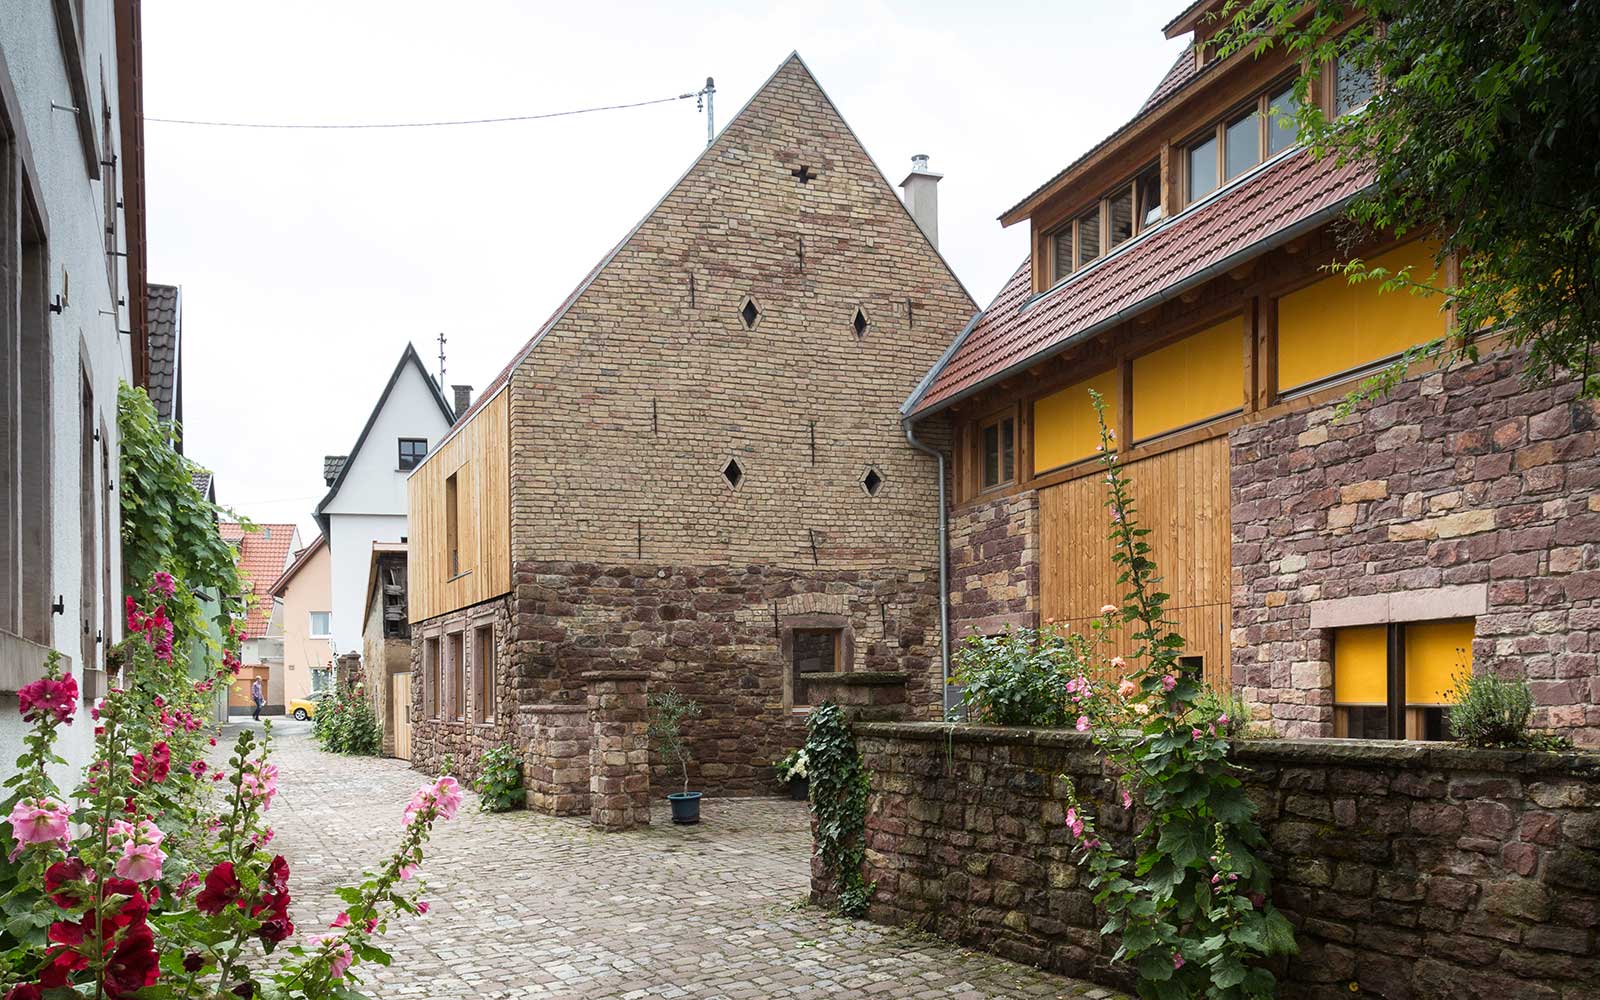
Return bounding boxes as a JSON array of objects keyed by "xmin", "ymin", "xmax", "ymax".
[
  {"xmin": 182, "ymin": 952, "xmax": 205, "ymax": 974},
  {"xmin": 5, "ymin": 984, "xmax": 43, "ymax": 1000},
  {"xmin": 44, "ymin": 858, "xmax": 90, "ymax": 907},
  {"xmin": 231, "ymin": 982, "xmax": 254, "ymax": 998},
  {"xmin": 100, "ymin": 879, "xmax": 150, "ymax": 930},
  {"xmin": 46, "ymin": 919, "xmax": 85, "ymax": 947},
  {"xmin": 251, "ymin": 885, "xmax": 294, "ymax": 946},
  {"xmin": 103, "ymin": 922, "xmax": 160, "ymax": 998},
  {"xmin": 195, "ymin": 862, "xmax": 241, "ymax": 915},
  {"xmin": 262, "ymin": 855, "xmax": 290, "ymax": 896},
  {"xmin": 131, "ymin": 742, "xmax": 171, "ymax": 786},
  {"xmin": 37, "ymin": 945, "xmax": 89, "ymax": 988}
]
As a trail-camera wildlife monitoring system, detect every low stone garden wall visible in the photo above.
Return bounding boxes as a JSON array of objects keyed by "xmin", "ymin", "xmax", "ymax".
[{"xmin": 837, "ymin": 722, "xmax": 1600, "ymax": 999}]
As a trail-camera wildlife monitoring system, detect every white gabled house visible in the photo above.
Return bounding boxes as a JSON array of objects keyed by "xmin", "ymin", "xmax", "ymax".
[{"xmin": 315, "ymin": 344, "xmax": 458, "ymax": 655}]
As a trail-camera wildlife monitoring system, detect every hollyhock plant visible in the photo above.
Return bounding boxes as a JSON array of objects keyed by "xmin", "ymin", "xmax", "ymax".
[
  {"xmin": 17, "ymin": 673, "xmax": 77, "ymax": 725},
  {"xmin": 5, "ymin": 796, "xmax": 70, "ymax": 857}
]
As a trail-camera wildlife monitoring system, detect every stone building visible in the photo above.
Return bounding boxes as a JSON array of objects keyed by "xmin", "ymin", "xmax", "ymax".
[
  {"xmin": 404, "ymin": 54, "xmax": 975, "ymax": 794},
  {"xmin": 904, "ymin": 1, "xmax": 1600, "ymax": 745}
]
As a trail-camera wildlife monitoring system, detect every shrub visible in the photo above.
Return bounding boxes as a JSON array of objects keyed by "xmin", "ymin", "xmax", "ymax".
[
  {"xmin": 313, "ymin": 675, "xmax": 381, "ymax": 756},
  {"xmin": 473, "ymin": 746, "xmax": 524, "ymax": 813},
  {"xmin": 950, "ymin": 626, "xmax": 1095, "ymax": 726},
  {"xmin": 646, "ymin": 691, "xmax": 701, "ymax": 795},
  {"xmin": 774, "ymin": 748, "xmax": 808, "ymax": 782},
  {"xmin": 1195, "ymin": 685, "xmax": 1253, "ymax": 740},
  {"xmin": 1449, "ymin": 671, "xmax": 1573, "ymax": 750}
]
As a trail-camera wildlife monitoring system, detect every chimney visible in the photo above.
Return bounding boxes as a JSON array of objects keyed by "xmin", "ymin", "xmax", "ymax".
[
  {"xmin": 451, "ymin": 384, "xmax": 473, "ymax": 419},
  {"xmin": 899, "ymin": 154, "xmax": 943, "ymax": 249}
]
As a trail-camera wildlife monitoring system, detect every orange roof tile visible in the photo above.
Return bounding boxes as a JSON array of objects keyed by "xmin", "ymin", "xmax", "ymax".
[
  {"xmin": 908, "ymin": 150, "xmax": 1373, "ymax": 416},
  {"xmin": 220, "ymin": 523, "xmax": 297, "ymax": 639}
]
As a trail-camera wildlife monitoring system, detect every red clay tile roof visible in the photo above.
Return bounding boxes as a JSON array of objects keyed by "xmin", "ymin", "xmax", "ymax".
[
  {"xmin": 268, "ymin": 534, "xmax": 326, "ymax": 599},
  {"xmin": 908, "ymin": 149, "xmax": 1373, "ymax": 416},
  {"xmin": 1141, "ymin": 44, "xmax": 1199, "ymax": 112},
  {"xmin": 220, "ymin": 522, "xmax": 298, "ymax": 639}
]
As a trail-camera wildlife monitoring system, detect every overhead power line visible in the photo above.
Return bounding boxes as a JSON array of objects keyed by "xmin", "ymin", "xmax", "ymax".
[{"xmin": 145, "ymin": 90, "xmax": 700, "ymax": 130}]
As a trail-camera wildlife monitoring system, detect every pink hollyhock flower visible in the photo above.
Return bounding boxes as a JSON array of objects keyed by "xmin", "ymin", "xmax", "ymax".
[
  {"xmin": 417, "ymin": 901, "xmax": 429, "ymax": 915},
  {"xmin": 150, "ymin": 571, "xmax": 176, "ymax": 598},
  {"xmin": 1172, "ymin": 952, "xmax": 1184, "ymax": 970},
  {"xmin": 1191, "ymin": 728, "xmax": 1203, "ymax": 740},
  {"xmin": 1075, "ymin": 715, "xmax": 1090, "ymax": 733},
  {"xmin": 6, "ymin": 797, "xmax": 69, "ymax": 857},
  {"xmin": 241, "ymin": 762, "xmax": 279, "ymax": 809},
  {"xmin": 398, "ymin": 863, "xmax": 418, "ymax": 881},
  {"xmin": 1099, "ymin": 604, "xmax": 1118, "ymax": 616},
  {"xmin": 115, "ymin": 841, "xmax": 166, "ymax": 883},
  {"xmin": 1161, "ymin": 674, "xmax": 1176, "ymax": 692},
  {"xmin": 189, "ymin": 760, "xmax": 208, "ymax": 779},
  {"xmin": 1116, "ymin": 678, "xmax": 1136, "ymax": 698},
  {"xmin": 433, "ymin": 776, "xmax": 463, "ymax": 820},
  {"xmin": 1110, "ymin": 656, "xmax": 1127, "ymax": 670},
  {"xmin": 1218, "ymin": 713, "xmax": 1230, "ymax": 726},
  {"xmin": 1121, "ymin": 788, "xmax": 1133, "ymax": 810},
  {"xmin": 17, "ymin": 675, "xmax": 77, "ymax": 725},
  {"xmin": 330, "ymin": 912, "xmax": 349, "ymax": 928},
  {"xmin": 1065, "ymin": 807, "xmax": 1084, "ymax": 839},
  {"xmin": 329, "ymin": 945, "xmax": 354, "ymax": 980},
  {"xmin": 175, "ymin": 871, "xmax": 201, "ymax": 897},
  {"xmin": 1106, "ymin": 428, "xmax": 1116, "ymax": 441}
]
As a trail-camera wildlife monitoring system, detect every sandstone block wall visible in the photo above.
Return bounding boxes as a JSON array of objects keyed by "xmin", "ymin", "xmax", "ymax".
[
  {"xmin": 848, "ymin": 722, "xmax": 1600, "ymax": 1000},
  {"xmin": 947, "ymin": 491, "xmax": 1040, "ymax": 640},
  {"xmin": 1232, "ymin": 352, "xmax": 1600, "ymax": 744},
  {"xmin": 408, "ymin": 596, "xmax": 518, "ymax": 781}
]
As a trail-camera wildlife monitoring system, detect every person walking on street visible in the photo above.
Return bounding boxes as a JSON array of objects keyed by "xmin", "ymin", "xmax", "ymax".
[{"xmin": 251, "ymin": 678, "xmax": 264, "ymax": 722}]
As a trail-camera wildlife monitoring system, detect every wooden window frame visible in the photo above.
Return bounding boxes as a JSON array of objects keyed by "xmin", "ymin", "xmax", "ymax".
[
  {"xmin": 1184, "ymin": 77, "xmax": 1303, "ymax": 206},
  {"xmin": 1047, "ymin": 162, "xmax": 1162, "ymax": 286},
  {"xmin": 974, "ymin": 407, "xmax": 1019, "ymax": 495},
  {"xmin": 472, "ymin": 621, "xmax": 495, "ymax": 726},
  {"xmin": 446, "ymin": 628, "xmax": 466, "ymax": 723},
  {"xmin": 444, "ymin": 469, "xmax": 462, "ymax": 579},
  {"xmin": 1331, "ymin": 620, "xmax": 1468, "ymax": 741},
  {"xmin": 781, "ymin": 614, "xmax": 853, "ymax": 712},
  {"xmin": 423, "ymin": 634, "xmax": 441, "ymax": 720}
]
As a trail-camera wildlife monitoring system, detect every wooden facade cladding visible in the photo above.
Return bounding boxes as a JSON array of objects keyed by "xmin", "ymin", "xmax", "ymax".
[
  {"xmin": 406, "ymin": 389, "xmax": 511, "ymax": 623},
  {"xmin": 1038, "ymin": 436, "xmax": 1231, "ymax": 692}
]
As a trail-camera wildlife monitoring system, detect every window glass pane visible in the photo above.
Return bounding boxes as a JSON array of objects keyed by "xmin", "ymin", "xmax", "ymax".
[
  {"xmin": 1075, "ymin": 208, "xmax": 1101, "ymax": 267},
  {"xmin": 1267, "ymin": 85, "xmax": 1298, "ymax": 154},
  {"xmin": 1052, "ymin": 228, "xmax": 1073, "ymax": 282},
  {"xmin": 1001, "ymin": 419, "xmax": 1015, "ymax": 482},
  {"xmin": 982, "ymin": 424, "xmax": 1000, "ymax": 487},
  {"xmin": 1188, "ymin": 135, "xmax": 1218, "ymax": 202},
  {"xmin": 1225, "ymin": 111, "xmax": 1261, "ymax": 180},
  {"xmin": 1136, "ymin": 166, "xmax": 1162, "ymax": 229},
  {"xmin": 1108, "ymin": 187, "xmax": 1134, "ymax": 248},
  {"xmin": 1335, "ymin": 54, "xmax": 1374, "ymax": 115}
]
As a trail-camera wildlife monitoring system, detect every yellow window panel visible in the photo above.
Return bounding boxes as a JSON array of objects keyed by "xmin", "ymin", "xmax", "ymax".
[
  {"xmin": 1132, "ymin": 318, "xmax": 1243, "ymax": 441},
  {"xmin": 1333, "ymin": 625, "xmax": 1387, "ymax": 706},
  {"xmin": 1405, "ymin": 618, "xmax": 1473, "ymax": 706},
  {"xmin": 1276, "ymin": 241, "xmax": 1447, "ymax": 392},
  {"xmin": 1033, "ymin": 369, "xmax": 1119, "ymax": 473}
]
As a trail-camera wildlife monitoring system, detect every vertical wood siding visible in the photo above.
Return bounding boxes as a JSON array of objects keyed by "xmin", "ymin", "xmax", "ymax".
[
  {"xmin": 407, "ymin": 389, "xmax": 511, "ymax": 622},
  {"xmin": 1038, "ymin": 436, "xmax": 1231, "ymax": 690}
]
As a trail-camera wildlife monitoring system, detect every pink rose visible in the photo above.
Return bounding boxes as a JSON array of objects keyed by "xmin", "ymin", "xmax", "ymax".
[
  {"xmin": 1099, "ymin": 604, "xmax": 1118, "ymax": 616},
  {"xmin": 1116, "ymin": 679, "xmax": 1136, "ymax": 698},
  {"xmin": 1075, "ymin": 716, "xmax": 1090, "ymax": 733}
]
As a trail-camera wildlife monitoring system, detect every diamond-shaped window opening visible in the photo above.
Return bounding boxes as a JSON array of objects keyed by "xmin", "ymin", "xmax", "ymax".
[
  {"xmin": 860, "ymin": 466, "xmax": 885, "ymax": 497},
  {"xmin": 738, "ymin": 295, "xmax": 762, "ymax": 331},
  {"xmin": 721, "ymin": 457, "xmax": 745, "ymax": 490},
  {"xmin": 851, "ymin": 306, "xmax": 870, "ymax": 339}
]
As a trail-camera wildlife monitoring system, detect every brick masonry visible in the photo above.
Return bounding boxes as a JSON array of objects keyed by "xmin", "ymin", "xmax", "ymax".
[
  {"xmin": 410, "ymin": 56, "xmax": 975, "ymax": 794},
  {"xmin": 948, "ymin": 490, "xmax": 1040, "ymax": 640},
  {"xmin": 844, "ymin": 722, "xmax": 1600, "ymax": 999},
  {"xmin": 1233, "ymin": 350, "xmax": 1600, "ymax": 744}
]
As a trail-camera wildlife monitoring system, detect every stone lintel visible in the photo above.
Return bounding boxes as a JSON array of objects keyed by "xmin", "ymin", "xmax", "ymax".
[{"xmin": 1306, "ymin": 584, "xmax": 1488, "ymax": 630}]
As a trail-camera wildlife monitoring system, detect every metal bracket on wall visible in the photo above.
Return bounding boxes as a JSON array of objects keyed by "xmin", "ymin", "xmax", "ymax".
[
  {"xmin": 52, "ymin": 596, "xmax": 64, "ymax": 616},
  {"xmin": 49, "ymin": 295, "xmax": 64, "ymax": 314}
]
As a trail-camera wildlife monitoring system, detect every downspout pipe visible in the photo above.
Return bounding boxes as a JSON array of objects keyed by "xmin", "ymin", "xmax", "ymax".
[{"xmin": 904, "ymin": 417, "xmax": 951, "ymax": 718}]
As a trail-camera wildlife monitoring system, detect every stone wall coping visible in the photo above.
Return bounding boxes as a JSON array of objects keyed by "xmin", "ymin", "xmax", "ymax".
[
  {"xmin": 579, "ymin": 669, "xmax": 658, "ymax": 682},
  {"xmin": 525, "ymin": 703, "xmax": 588, "ymax": 714},
  {"xmin": 853, "ymin": 722, "xmax": 1600, "ymax": 779},
  {"xmin": 808, "ymin": 671, "xmax": 908, "ymax": 686}
]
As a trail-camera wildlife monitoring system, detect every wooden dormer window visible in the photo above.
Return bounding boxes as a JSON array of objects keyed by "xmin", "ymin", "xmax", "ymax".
[
  {"xmin": 1048, "ymin": 161, "xmax": 1162, "ymax": 284},
  {"xmin": 1186, "ymin": 79, "xmax": 1301, "ymax": 205},
  {"xmin": 978, "ymin": 411, "xmax": 1016, "ymax": 491}
]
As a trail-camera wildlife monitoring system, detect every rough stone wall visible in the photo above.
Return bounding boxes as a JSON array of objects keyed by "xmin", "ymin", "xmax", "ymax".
[
  {"xmin": 408, "ymin": 595, "xmax": 517, "ymax": 782},
  {"xmin": 1232, "ymin": 351, "xmax": 1600, "ymax": 744},
  {"xmin": 848, "ymin": 723, "xmax": 1600, "ymax": 1000},
  {"xmin": 948, "ymin": 491, "xmax": 1040, "ymax": 640},
  {"xmin": 505, "ymin": 560, "xmax": 939, "ymax": 796},
  {"xmin": 523, "ymin": 704, "xmax": 590, "ymax": 815}
]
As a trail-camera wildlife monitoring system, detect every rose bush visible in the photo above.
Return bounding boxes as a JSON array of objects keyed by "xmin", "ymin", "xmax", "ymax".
[{"xmin": 0, "ymin": 577, "xmax": 457, "ymax": 998}]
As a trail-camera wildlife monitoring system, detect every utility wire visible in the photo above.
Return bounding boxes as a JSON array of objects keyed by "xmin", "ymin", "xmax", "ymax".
[{"xmin": 145, "ymin": 90, "xmax": 699, "ymax": 130}]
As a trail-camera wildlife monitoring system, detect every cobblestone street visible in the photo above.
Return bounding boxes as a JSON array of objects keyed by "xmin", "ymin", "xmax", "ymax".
[{"xmin": 257, "ymin": 726, "xmax": 1123, "ymax": 999}]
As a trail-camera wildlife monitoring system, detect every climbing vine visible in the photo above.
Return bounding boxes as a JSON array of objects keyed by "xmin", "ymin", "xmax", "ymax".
[
  {"xmin": 118, "ymin": 382, "xmax": 249, "ymax": 659},
  {"xmin": 803, "ymin": 702, "xmax": 872, "ymax": 917},
  {"xmin": 1058, "ymin": 391, "xmax": 1297, "ymax": 998}
]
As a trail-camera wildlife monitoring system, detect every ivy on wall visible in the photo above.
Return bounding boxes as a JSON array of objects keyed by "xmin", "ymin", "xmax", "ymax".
[{"xmin": 804, "ymin": 702, "xmax": 872, "ymax": 917}]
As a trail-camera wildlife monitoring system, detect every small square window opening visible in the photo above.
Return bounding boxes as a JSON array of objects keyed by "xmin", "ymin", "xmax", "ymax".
[{"xmin": 398, "ymin": 438, "xmax": 428, "ymax": 471}]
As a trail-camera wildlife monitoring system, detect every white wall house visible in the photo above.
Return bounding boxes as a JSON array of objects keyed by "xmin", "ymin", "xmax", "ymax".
[
  {"xmin": 1, "ymin": 0, "xmax": 147, "ymax": 783},
  {"xmin": 316, "ymin": 344, "xmax": 456, "ymax": 654}
]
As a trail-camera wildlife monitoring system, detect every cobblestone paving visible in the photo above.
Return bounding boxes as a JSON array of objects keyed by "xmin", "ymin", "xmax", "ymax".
[{"xmin": 259, "ymin": 726, "xmax": 1124, "ymax": 999}]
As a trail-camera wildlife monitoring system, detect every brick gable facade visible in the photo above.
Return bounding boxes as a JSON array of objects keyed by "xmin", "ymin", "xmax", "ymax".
[{"xmin": 409, "ymin": 56, "xmax": 976, "ymax": 793}]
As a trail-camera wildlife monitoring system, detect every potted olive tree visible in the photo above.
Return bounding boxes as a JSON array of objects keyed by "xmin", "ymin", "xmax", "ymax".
[{"xmin": 647, "ymin": 690, "xmax": 703, "ymax": 824}]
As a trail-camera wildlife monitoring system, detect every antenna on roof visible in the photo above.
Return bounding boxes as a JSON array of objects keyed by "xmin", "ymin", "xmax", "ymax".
[
  {"xmin": 695, "ymin": 77, "xmax": 715, "ymax": 147},
  {"xmin": 436, "ymin": 331, "xmax": 447, "ymax": 387}
]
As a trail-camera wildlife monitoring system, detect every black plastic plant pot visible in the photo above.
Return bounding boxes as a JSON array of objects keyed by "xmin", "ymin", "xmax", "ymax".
[
  {"xmin": 668, "ymin": 791, "xmax": 703, "ymax": 824},
  {"xmin": 788, "ymin": 777, "xmax": 809, "ymax": 801}
]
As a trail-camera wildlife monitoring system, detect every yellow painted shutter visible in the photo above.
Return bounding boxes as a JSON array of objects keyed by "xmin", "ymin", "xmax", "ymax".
[
  {"xmin": 1131, "ymin": 318, "xmax": 1243, "ymax": 441},
  {"xmin": 1333, "ymin": 625, "xmax": 1387, "ymax": 706},
  {"xmin": 1276, "ymin": 241, "xmax": 1446, "ymax": 391},
  {"xmin": 1404, "ymin": 619, "xmax": 1473, "ymax": 706},
  {"xmin": 1033, "ymin": 370, "xmax": 1119, "ymax": 473}
]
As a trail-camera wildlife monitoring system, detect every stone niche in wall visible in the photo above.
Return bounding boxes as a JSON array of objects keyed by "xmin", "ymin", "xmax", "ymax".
[{"xmin": 840, "ymin": 722, "xmax": 1600, "ymax": 998}]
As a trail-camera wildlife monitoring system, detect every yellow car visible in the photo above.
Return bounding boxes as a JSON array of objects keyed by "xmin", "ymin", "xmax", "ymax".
[{"xmin": 288, "ymin": 697, "xmax": 319, "ymax": 721}]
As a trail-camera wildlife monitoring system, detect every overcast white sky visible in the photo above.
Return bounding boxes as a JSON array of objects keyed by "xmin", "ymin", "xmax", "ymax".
[{"xmin": 144, "ymin": 0, "xmax": 1187, "ymax": 538}]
